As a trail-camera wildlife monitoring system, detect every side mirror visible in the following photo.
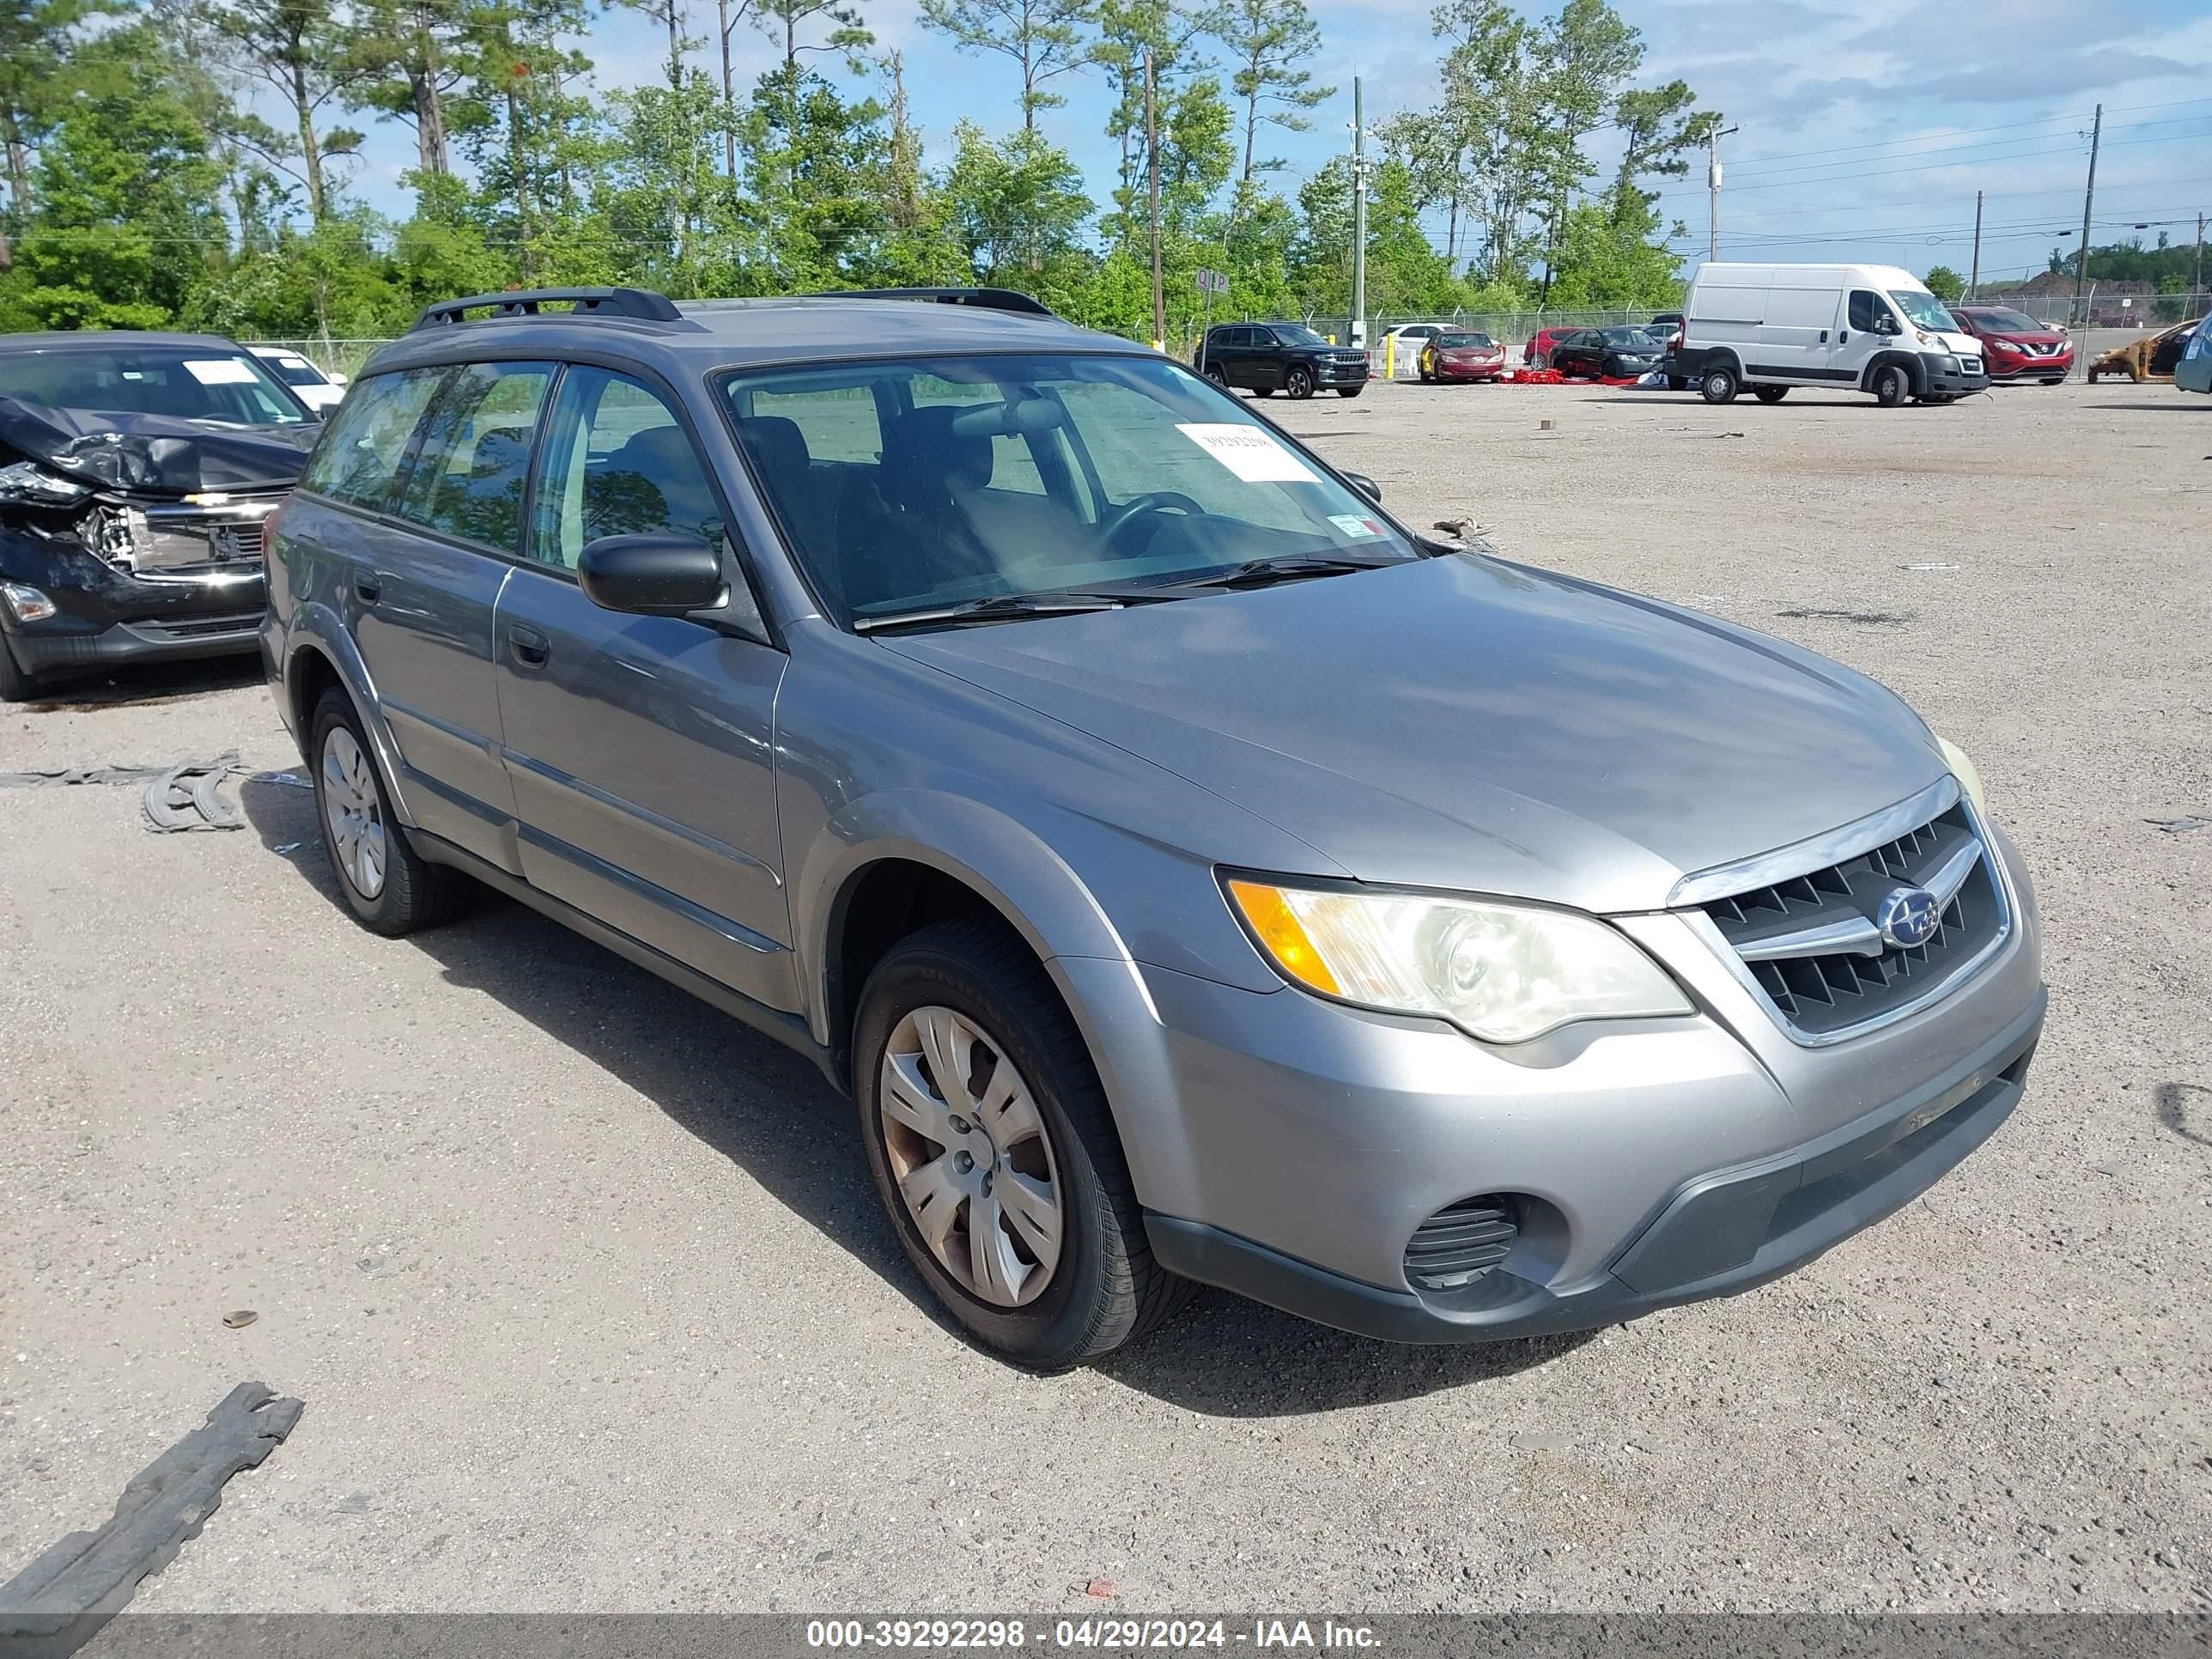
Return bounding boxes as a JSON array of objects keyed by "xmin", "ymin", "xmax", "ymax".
[
  {"xmin": 328, "ymin": 371, "xmax": 349, "ymax": 386},
  {"xmin": 1876, "ymin": 315, "xmax": 1900, "ymax": 337},
  {"xmin": 579, "ymin": 534, "xmax": 727, "ymax": 617},
  {"xmin": 1344, "ymin": 472, "xmax": 1383, "ymax": 504}
]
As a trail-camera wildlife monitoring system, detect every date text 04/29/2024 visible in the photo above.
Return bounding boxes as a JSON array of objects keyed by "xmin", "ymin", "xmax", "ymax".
[{"xmin": 805, "ymin": 1620, "xmax": 1382, "ymax": 1650}]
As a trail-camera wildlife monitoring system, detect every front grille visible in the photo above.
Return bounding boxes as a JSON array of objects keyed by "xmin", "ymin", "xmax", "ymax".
[
  {"xmin": 1960, "ymin": 356, "xmax": 1983, "ymax": 374},
  {"xmin": 1403, "ymin": 1195, "xmax": 1517, "ymax": 1291},
  {"xmin": 131, "ymin": 611, "xmax": 264, "ymax": 641},
  {"xmin": 1701, "ymin": 800, "xmax": 2006, "ymax": 1039}
]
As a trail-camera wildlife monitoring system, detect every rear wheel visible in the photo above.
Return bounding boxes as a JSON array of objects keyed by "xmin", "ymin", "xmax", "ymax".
[
  {"xmin": 0, "ymin": 633, "xmax": 36, "ymax": 703},
  {"xmin": 1753, "ymin": 385, "xmax": 1790, "ymax": 404},
  {"xmin": 1872, "ymin": 362, "xmax": 1911, "ymax": 407},
  {"xmin": 1530, "ymin": 351, "xmax": 1551, "ymax": 370},
  {"xmin": 1700, "ymin": 363, "xmax": 1739, "ymax": 404},
  {"xmin": 1667, "ymin": 375, "xmax": 1688, "ymax": 392},
  {"xmin": 854, "ymin": 915, "xmax": 1190, "ymax": 1369},
  {"xmin": 1285, "ymin": 364, "xmax": 1316, "ymax": 399},
  {"xmin": 310, "ymin": 689, "xmax": 468, "ymax": 936}
]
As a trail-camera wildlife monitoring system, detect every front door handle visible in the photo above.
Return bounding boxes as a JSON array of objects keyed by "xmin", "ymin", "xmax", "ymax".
[
  {"xmin": 354, "ymin": 573, "xmax": 381, "ymax": 605},
  {"xmin": 508, "ymin": 625, "xmax": 550, "ymax": 669},
  {"xmin": 1819, "ymin": 330, "xmax": 1829, "ymax": 343},
  {"xmin": 1838, "ymin": 330, "xmax": 1850, "ymax": 343}
]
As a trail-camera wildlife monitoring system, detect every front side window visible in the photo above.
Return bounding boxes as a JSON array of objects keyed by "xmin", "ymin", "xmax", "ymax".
[
  {"xmin": 299, "ymin": 368, "xmax": 445, "ymax": 511},
  {"xmin": 0, "ymin": 345, "xmax": 311, "ymax": 425},
  {"xmin": 1272, "ymin": 325, "xmax": 1328, "ymax": 349},
  {"xmin": 719, "ymin": 353, "xmax": 1418, "ymax": 625},
  {"xmin": 1848, "ymin": 290, "xmax": 1890, "ymax": 333},
  {"xmin": 530, "ymin": 368, "xmax": 725, "ymax": 570},
  {"xmin": 1889, "ymin": 289, "xmax": 1957, "ymax": 331},
  {"xmin": 394, "ymin": 361, "xmax": 553, "ymax": 552}
]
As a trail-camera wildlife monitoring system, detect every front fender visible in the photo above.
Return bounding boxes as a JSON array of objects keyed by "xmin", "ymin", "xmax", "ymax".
[{"xmin": 283, "ymin": 601, "xmax": 422, "ymax": 830}]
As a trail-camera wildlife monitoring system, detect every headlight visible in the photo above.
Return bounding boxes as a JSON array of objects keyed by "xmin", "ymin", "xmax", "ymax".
[
  {"xmin": 0, "ymin": 461, "xmax": 90, "ymax": 506},
  {"xmin": 1936, "ymin": 736, "xmax": 1988, "ymax": 817},
  {"xmin": 1, "ymin": 581, "xmax": 57, "ymax": 622},
  {"xmin": 1224, "ymin": 878, "xmax": 1692, "ymax": 1044}
]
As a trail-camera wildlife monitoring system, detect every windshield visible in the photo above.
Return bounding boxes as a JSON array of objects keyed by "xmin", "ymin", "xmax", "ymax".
[
  {"xmin": 1603, "ymin": 328, "xmax": 1659, "ymax": 349},
  {"xmin": 0, "ymin": 346, "xmax": 311, "ymax": 426},
  {"xmin": 259, "ymin": 354, "xmax": 331, "ymax": 388},
  {"xmin": 1437, "ymin": 332, "xmax": 1492, "ymax": 348},
  {"xmin": 1969, "ymin": 307, "xmax": 2042, "ymax": 333},
  {"xmin": 1888, "ymin": 289, "xmax": 1958, "ymax": 332},
  {"xmin": 720, "ymin": 353, "xmax": 1419, "ymax": 626},
  {"xmin": 1272, "ymin": 325, "xmax": 1330, "ymax": 349}
]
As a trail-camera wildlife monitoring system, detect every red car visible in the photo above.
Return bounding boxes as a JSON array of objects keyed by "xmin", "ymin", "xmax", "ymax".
[
  {"xmin": 1419, "ymin": 330, "xmax": 1508, "ymax": 382},
  {"xmin": 1948, "ymin": 305, "xmax": 2074, "ymax": 385},
  {"xmin": 1523, "ymin": 326, "xmax": 1578, "ymax": 368}
]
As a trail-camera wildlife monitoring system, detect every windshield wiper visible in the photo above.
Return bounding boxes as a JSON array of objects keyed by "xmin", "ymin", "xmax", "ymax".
[
  {"xmin": 854, "ymin": 592, "xmax": 1154, "ymax": 632},
  {"xmin": 1163, "ymin": 554, "xmax": 1400, "ymax": 592}
]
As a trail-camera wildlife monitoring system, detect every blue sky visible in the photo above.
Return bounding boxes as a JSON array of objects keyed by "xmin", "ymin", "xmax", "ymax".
[{"xmin": 346, "ymin": 0, "xmax": 2212, "ymax": 289}]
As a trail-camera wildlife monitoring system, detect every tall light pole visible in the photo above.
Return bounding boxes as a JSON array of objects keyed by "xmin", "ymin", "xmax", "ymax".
[
  {"xmin": 2073, "ymin": 103, "xmax": 2102, "ymax": 328},
  {"xmin": 1351, "ymin": 76, "xmax": 1370, "ymax": 348},
  {"xmin": 1707, "ymin": 124, "xmax": 1739, "ymax": 263},
  {"xmin": 1146, "ymin": 50, "xmax": 1164, "ymax": 351},
  {"xmin": 1969, "ymin": 190, "xmax": 1983, "ymax": 298}
]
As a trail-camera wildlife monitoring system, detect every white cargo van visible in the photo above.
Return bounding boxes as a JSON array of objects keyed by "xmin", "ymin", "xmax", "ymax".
[{"xmin": 1669, "ymin": 263, "xmax": 1989, "ymax": 407}]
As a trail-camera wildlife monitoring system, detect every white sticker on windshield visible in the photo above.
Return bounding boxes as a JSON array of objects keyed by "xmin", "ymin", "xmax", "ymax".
[
  {"xmin": 183, "ymin": 358, "xmax": 258, "ymax": 386},
  {"xmin": 1329, "ymin": 513, "xmax": 1386, "ymax": 539},
  {"xmin": 1176, "ymin": 422, "xmax": 1319, "ymax": 483}
]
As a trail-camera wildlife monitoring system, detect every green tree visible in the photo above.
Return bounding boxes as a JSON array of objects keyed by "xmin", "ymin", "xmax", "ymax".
[
  {"xmin": 1201, "ymin": 0, "xmax": 1330, "ymax": 186},
  {"xmin": 1923, "ymin": 264, "xmax": 1965, "ymax": 301},
  {"xmin": 198, "ymin": 0, "xmax": 367, "ymax": 224},
  {"xmin": 0, "ymin": 0, "xmax": 119, "ymax": 270},
  {"xmin": 918, "ymin": 0, "xmax": 1095, "ymax": 135},
  {"xmin": 1528, "ymin": 0, "xmax": 1640, "ymax": 301},
  {"xmin": 938, "ymin": 119, "xmax": 1091, "ymax": 286},
  {"xmin": 343, "ymin": 0, "xmax": 478, "ymax": 179}
]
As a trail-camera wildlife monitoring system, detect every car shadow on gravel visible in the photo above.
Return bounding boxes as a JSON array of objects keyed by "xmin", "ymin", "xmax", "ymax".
[
  {"xmin": 240, "ymin": 775, "xmax": 1602, "ymax": 1408},
  {"xmin": 18, "ymin": 653, "xmax": 264, "ymax": 713}
]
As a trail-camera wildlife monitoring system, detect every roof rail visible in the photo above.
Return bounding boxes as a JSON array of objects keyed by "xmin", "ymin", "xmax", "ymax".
[
  {"xmin": 799, "ymin": 287, "xmax": 1058, "ymax": 319},
  {"xmin": 409, "ymin": 287, "xmax": 683, "ymax": 332}
]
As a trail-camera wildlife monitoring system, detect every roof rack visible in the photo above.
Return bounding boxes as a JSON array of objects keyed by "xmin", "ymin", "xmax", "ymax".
[
  {"xmin": 798, "ymin": 287, "xmax": 1059, "ymax": 319},
  {"xmin": 409, "ymin": 287, "xmax": 683, "ymax": 332}
]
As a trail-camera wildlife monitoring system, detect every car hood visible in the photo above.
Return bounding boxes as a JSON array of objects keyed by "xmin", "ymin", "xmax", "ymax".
[
  {"xmin": 1983, "ymin": 330, "xmax": 2069, "ymax": 348},
  {"xmin": 880, "ymin": 556, "xmax": 1948, "ymax": 914},
  {"xmin": 0, "ymin": 397, "xmax": 317, "ymax": 496}
]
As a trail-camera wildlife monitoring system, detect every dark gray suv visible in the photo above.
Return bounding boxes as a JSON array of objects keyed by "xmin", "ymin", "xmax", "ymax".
[{"xmin": 264, "ymin": 285, "xmax": 2045, "ymax": 1369}]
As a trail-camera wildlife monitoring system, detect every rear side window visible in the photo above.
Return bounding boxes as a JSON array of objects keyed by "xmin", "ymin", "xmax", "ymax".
[
  {"xmin": 299, "ymin": 368, "xmax": 444, "ymax": 511},
  {"xmin": 529, "ymin": 368, "xmax": 725, "ymax": 570},
  {"xmin": 394, "ymin": 361, "xmax": 554, "ymax": 552}
]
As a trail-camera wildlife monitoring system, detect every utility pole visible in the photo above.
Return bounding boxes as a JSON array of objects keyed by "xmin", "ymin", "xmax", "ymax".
[
  {"xmin": 1351, "ymin": 76, "xmax": 1369, "ymax": 349},
  {"xmin": 2073, "ymin": 103, "xmax": 2101, "ymax": 328},
  {"xmin": 1146, "ymin": 50, "xmax": 1164, "ymax": 351},
  {"xmin": 1707, "ymin": 124, "xmax": 1740, "ymax": 263},
  {"xmin": 1969, "ymin": 191, "xmax": 1983, "ymax": 298},
  {"xmin": 2194, "ymin": 211, "xmax": 2205, "ymax": 309}
]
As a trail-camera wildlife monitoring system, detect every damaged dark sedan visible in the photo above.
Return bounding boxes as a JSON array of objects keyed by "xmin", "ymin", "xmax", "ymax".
[{"xmin": 0, "ymin": 332, "xmax": 320, "ymax": 701}]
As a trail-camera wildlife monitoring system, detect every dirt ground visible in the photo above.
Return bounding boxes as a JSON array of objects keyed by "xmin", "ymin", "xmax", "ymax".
[{"xmin": 2, "ymin": 376, "xmax": 2208, "ymax": 1616}]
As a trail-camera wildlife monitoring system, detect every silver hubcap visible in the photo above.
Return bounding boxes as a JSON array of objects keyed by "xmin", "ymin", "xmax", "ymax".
[
  {"xmin": 878, "ymin": 1005, "xmax": 1063, "ymax": 1308},
  {"xmin": 320, "ymin": 726, "xmax": 387, "ymax": 900}
]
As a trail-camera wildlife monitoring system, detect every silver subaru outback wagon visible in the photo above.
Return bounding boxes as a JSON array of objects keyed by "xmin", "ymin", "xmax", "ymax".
[{"xmin": 262, "ymin": 285, "xmax": 2045, "ymax": 1369}]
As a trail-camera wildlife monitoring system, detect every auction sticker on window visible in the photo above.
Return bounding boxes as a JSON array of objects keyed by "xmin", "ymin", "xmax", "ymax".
[
  {"xmin": 1176, "ymin": 422, "xmax": 1319, "ymax": 483},
  {"xmin": 184, "ymin": 358, "xmax": 259, "ymax": 386},
  {"xmin": 1329, "ymin": 513, "xmax": 1385, "ymax": 538}
]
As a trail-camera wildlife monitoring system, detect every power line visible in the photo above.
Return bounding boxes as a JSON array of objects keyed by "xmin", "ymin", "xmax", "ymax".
[
  {"xmin": 1648, "ymin": 129, "xmax": 2205, "ymax": 202},
  {"xmin": 1698, "ymin": 94, "xmax": 2212, "ymax": 173}
]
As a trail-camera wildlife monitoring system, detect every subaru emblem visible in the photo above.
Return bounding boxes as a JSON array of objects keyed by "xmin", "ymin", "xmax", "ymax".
[{"xmin": 1875, "ymin": 885, "xmax": 1942, "ymax": 949}]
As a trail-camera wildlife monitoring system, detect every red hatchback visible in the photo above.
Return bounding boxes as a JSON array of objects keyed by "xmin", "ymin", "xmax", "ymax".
[
  {"xmin": 1419, "ymin": 330, "xmax": 1508, "ymax": 382},
  {"xmin": 1523, "ymin": 326, "xmax": 1578, "ymax": 368},
  {"xmin": 1948, "ymin": 305, "xmax": 2074, "ymax": 384}
]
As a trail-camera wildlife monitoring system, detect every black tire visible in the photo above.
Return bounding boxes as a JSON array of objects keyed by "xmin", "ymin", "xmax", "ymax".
[
  {"xmin": 1531, "ymin": 352, "xmax": 1551, "ymax": 370},
  {"xmin": 0, "ymin": 632, "xmax": 36, "ymax": 703},
  {"xmin": 1285, "ymin": 364, "xmax": 1316, "ymax": 400},
  {"xmin": 854, "ymin": 915, "xmax": 1191, "ymax": 1369},
  {"xmin": 1872, "ymin": 362, "xmax": 1911, "ymax": 407},
  {"xmin": 1254, "ymin": 386, "xmax": 1275, "ymax": 398},
  {"xmin": 1203, "ymin": 362, "xmax": 1228, "ymax": 387},
  {"xmin": 1335, "ymin": 386, "xmax": 1363, "ymax": 398},
  {"xmin": 2041, "ymin": 377, "xmax": 2064, "ymax": 386},
  {"xmin": 308, "ymin": 687, "xmax": 468, "ymax": 937},
  {"xmin": 1667, "ymin": 375, "xmax": 1688, "ymax": 392},
  {"xmin": 1700, "ymin": 362, "xmax": 1739, "ymax": 404},
  {"xmin": 1753, "ymin": 385, "xmax": 1789, "ymax": 404}
]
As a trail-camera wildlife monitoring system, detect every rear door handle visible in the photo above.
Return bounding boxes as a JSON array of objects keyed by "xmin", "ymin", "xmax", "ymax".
[
  {"xmin": 354, "ymin": 573, "xmax": 381, "ymax": 605},
  {"xmin": 507, "ymin": 624, "xmax": 550, "ymax": 668}
]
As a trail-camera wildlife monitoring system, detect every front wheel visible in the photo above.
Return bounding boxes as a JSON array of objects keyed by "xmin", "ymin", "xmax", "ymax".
[
  {"xmin": 1753, "ymin": 385, "xmax": 1790, "ymax": 404},
  {"xmin": 1700, "ymin": 363, "xmax": 1739, "ymax": 404},
  {"xmin": 1203, "ymin": 363, "xmax": 1228, "ymax": 387},
  {"xmin": 854, "ymin": 915, "xmax": 1190, "ymax": 1369},
  {"xmin": 1285, "ymin": 364, "xmax": 1316, "ymax": 399},
  {"xmin": 1872, "ymin": 362, "xmax": 1911, "ymax": 407},
  {"xmin": 1335, "ymin": 386, "xmax": 1363, "ymax": 398}
]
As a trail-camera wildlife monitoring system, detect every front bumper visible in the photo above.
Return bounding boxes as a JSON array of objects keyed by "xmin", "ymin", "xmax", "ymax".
[
  {"xmin": 1985, "ymin": 356, "xmax": 2073, "ymax": 380},
  {"xmin": 1314, "ymin": 362, "xmax": 1370, "ymax": 386},
  {"xmin": 1061, "ymin": 825, "xmax": 2045, "ymax": 1344},
  {"xmin": 1432, "ymin": 360, "xmax": 1505, "ymax": 380},
  {"xmin": 0, "ymin": 537, "xmax": 266, "ymax": 677},
  {"xmin": 1919, "ymin": 353, "xmax": 1991, "ymax": 395}
]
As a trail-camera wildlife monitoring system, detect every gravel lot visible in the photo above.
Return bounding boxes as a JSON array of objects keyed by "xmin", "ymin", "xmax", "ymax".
[{"xmin": 3, "ymin": 378, "xmax": 2208, "ymax": 1616}]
